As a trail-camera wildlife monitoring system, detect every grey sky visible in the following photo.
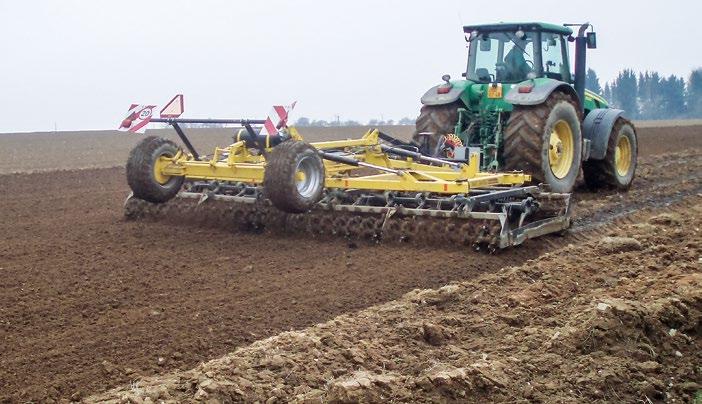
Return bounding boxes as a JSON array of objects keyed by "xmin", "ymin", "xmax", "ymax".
[{"xmin": 1, "ymin": 0, "xmax": 700, "ymax": 132}]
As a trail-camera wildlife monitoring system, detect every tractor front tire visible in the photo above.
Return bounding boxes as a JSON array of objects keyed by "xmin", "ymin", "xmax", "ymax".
[
  {"xmin": 412, "ymin": 102, "xmax": 460, "ymax": 156},
  {"xmin": 126, "ymin": 136, "xmax": 184, "ymax": 203},
  {"xmin": 503, "ymin": 92, "xmax": 582, "ymax": 193},
  {"xmin": 582, "ymin": 118, "xmax": 638, "ymax": 190},
  {"xmin": 264, "ymin": 141, "xmax": 325, "ymax": 213}
]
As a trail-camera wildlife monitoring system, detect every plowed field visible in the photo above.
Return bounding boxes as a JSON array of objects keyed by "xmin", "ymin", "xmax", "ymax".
[{"xmin": 0, "ymin": 124, "xmax": 700, "ymax": 402}]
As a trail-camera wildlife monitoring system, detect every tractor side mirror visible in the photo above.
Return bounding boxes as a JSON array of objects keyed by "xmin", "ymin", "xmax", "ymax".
[
  {"xmin": 480, "ymin": 38, "xmax": 491, "ymax": 52},
  {"xmin": 586, "ymin": 32, "xmax": 597, "ymax": 49}
]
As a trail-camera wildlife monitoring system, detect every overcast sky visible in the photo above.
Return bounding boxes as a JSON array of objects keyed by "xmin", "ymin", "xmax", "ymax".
[{"xmin": 1, "ymin": 0, "xmax": 700, "ymax": 133}]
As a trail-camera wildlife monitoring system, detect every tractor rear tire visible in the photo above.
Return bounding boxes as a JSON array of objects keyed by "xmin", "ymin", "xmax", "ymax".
[
  {"xmin": 126, "ymin": 136, "xmax": 184, "ymax": 203},
  {"xmin": 582, "ymin": 118, "xmax": 638, "ymax": 190},
  {"xmin": 412, "ymin": 102, "xmax": 460, "ymax": 156},
  {"xmin": 503, "ymin": 92, "xmax": 582, "ymax": 193},
  {"xmin": 264, "ymin": 140, "xmax": 325, "ymax": 213}
]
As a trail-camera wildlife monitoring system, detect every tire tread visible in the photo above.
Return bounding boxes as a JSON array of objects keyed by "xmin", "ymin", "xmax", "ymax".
[{"xmin": 126, "ymin": 136, "xmax": 184, "ymax": 203}]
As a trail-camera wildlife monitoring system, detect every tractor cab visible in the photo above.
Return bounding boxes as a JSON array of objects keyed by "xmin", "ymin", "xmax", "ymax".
[{"xmin": 464, "ymin": 23, "xmax": 573, "ymax": 84}]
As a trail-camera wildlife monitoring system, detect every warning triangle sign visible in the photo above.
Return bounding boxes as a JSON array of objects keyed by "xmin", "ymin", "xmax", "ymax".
[{"xmin": 160, "ymin": 94, "xmax": 184, "ymax": 118}]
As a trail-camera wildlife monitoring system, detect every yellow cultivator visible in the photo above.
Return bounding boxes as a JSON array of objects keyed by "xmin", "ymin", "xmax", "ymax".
[{"xmin": 121, "ymin": 100, "xmax": 571, "ymax": 251}]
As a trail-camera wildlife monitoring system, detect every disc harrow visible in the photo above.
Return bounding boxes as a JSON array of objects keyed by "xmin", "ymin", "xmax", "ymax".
[{"xmin": 119, "ymin": 98, "xmax": 572, "ymax": 251}]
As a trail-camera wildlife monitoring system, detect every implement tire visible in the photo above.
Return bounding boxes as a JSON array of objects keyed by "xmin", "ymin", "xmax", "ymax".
[
  {"xmin": 503, "ymin": 92, "xmax": 582, "ymax": 193},
  {"xmin": 126, "ymin": 136, "xmax": 184, "ymax": 203},
  {"xmin": 412, "ymin": 102, "xmax": 460, "ymax": 156},
  {"xmin": 264, "ymin": 141, "xmax": 325, "ymax": 213},
  {"xmin": 583, "ymin": 118, "xmax": 638, "ymax": 190}
]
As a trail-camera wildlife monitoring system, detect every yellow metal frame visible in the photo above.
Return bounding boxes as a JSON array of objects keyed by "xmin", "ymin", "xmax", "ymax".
[{"xmin": 157, "ymin": 128, "xmax": 531, "ymax": 194}]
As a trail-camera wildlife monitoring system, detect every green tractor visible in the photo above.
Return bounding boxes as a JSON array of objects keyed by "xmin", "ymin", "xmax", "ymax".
[{"xmin": 413, "ymin": 22, "xmax": 637, "ymax": 193}]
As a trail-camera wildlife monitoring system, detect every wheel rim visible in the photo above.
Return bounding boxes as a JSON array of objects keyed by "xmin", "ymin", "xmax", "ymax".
[
  {"xmin": 295, "ymin": 155, "xmax": 322, "ymax": 198},
  {"xmin": 614, "ymin": 135, "xmax": 632, "ymax": 177},
  {"xmin": 548, "ymin": 120, "xmax": 575, "ymax": 179},
  {"xmin": 153, "ymin": 155, "xmax": 172, "ymax": 185}
]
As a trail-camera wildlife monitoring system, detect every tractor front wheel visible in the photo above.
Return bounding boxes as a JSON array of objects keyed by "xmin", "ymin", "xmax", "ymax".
[
  {"xmin": 264, "ymin": 141, "xmax": 325, "ymax": 213},
  {"xmin": 582, "ymin": 118, "xmax": 638, "ymax": 190},
  {"xmin": 126, "ymin": 136, "xmax": 184, "ymax": 203},
  {"xmin": 503, "ymin": 92, "xmax": 582, "ymax": 193}
]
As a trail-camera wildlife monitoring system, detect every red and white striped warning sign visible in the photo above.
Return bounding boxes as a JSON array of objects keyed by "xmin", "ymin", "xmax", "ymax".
[
  {"xmin": 120, "ymin": 104, "xmax": 156, "ymax": 133},
  {"xmin": 259, "ymin": 102, "xmax": 297, "ymax": 138}
]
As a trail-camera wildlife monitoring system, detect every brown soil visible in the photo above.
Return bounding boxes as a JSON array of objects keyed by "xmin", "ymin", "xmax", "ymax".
[
  {"xmin": 0, "ymin": 126, "xmax": 700, "ymax": 402},
  {"xmin": 89, "ymin": 199, "xmax": 702, "ymax": 403},
  {"xmin": 0, "ymin": 170, "xmax": 546, "ymax": 403}
]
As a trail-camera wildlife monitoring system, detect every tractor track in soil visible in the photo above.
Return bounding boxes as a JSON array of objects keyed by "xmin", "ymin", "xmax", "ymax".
[{"xmin": 0, "ymin": 127, "xmax": 699, "ymax": 402}]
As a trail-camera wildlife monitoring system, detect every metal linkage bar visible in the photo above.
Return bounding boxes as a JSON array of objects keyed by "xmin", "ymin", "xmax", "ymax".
[
  {"xmin": 466, "ymin": 186, "xmax": 539, "ymax": 205},
  {"xmin": 379, "ymin": 144, "xmax": 462, "ymax": 168},
  {"xmin": 154, "ymin": 118, "xmax": 266, "ymax": 161},
  {"xmin": 172, "ymin": 122, "xmax": 201, "ymax": 160},
  {"xmin": 150, "ymin": 118, "xmax": 266, "ymax": 125},
  {"xmin": 377, "ymin": 131, "xmax": 420, "ymax": 151},
  {"xmin": 319, "ymin": 151, "xmax": 403, "ymax": 175}
]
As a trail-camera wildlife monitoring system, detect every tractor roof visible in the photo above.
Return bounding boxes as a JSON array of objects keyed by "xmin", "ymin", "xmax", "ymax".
[{"xmin": 463, "ymin": 22, "xmax": 573, "ymax": 36}]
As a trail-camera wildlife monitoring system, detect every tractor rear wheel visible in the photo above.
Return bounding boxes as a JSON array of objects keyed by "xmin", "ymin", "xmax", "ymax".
[
  {"xmin": 503, "ymin": 92, "xmax": 582, "ymax": 193},
  {"xmin": 126, "ymin": 136, "xmax": 184, "ymax": 203},
  {"xmin": 412, "ymin": 102, "xmax": 460, "ymax": 156},
  {"xmin": 264, "ymin": 140, "xmax": 325, "ymax": 213},
  {"xmin": 582, "ymin": 118, "xmax": 638, "ymax": 190}
]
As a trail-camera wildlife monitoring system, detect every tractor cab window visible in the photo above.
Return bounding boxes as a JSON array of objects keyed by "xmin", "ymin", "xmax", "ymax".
[
  {"xmin": 467, "ymin": 31, "xmax": 536, "ymax": 83},
  {"xmin": 541, "ymin": 33, "xmax": 570, "ymax": 82}
]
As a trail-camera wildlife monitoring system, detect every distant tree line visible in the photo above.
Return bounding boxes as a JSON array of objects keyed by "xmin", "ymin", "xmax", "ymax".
[
  {"xmin": 289, "ymin": 67, "xmax": 702, "ymax": 126},
  {"xmin": 587, "ymin": 67, "xmax": 702, "ymax": 120}
]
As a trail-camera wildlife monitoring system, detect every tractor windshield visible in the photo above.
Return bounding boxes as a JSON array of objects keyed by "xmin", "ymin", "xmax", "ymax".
[{"xmin": 467, "ymin": 31, "xmax": 537, "ymax": 83}]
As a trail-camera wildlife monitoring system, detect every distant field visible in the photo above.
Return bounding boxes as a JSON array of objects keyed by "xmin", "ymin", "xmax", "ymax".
[
  {"xmin": 634, "ymin": 119, "xmax": 702, "ymax": 128},
  {"xmin": 0, "ymin": 122, "xmax": 700, "ymax": 174}
]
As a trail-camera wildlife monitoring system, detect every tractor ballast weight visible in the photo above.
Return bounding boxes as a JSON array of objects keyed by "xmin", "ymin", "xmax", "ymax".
[{"xmin": 414, "ymin": 22, "xmax": 638, "ymax": 193}]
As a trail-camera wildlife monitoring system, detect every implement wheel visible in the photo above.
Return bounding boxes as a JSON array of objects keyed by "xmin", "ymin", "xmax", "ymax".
[
  {"xmin": 126, "ymin": 136, "xmax": 184, "ymax": 203},
  {"xmin": 583, "ymin": 118, "xmax": 638, "ymax": 190},
  {"xmin": 412, "ymin": 102, "xmax": 460, "ymax": 156},
  {"xmin": 503, "ymin": 92, "xmax": 582, "ymax": 193},
  {"xmin": 264, "ymin": 141, "xmax": 325, "ymax": 213}
]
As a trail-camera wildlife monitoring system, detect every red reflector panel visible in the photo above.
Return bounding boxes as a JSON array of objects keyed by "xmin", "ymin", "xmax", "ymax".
[
  {"xmin": 518, "ymin": 85, "xmax": 534, "ymax": 93},
  {"xmin": 437, "ymin": 86, "xmax": 452, "ymax": 94}
]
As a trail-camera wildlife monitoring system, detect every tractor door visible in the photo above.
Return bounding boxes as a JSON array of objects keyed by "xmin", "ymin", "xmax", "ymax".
[{"xmin": 541, "ymin": 33, "xmax": 571, "ymax": 82}]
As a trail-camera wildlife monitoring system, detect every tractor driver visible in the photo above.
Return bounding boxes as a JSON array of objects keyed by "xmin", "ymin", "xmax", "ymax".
[{"xmin": 504, "ymin": 35, "xmax": 531, "ymax": 81}]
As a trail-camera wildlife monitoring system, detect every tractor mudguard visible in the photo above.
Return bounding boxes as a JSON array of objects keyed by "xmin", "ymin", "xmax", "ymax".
[
  {"xmin": 582, "ymin": 108, "xmax": 625, "ymax": 160},
  {"xmin": 505, "ymin": 78, "xmax": 579, "ymax": 107},
  {"xmin": 420, "ymin": 83, "xmax": 467, "ymax": 106}
]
